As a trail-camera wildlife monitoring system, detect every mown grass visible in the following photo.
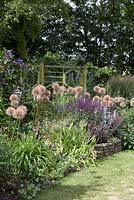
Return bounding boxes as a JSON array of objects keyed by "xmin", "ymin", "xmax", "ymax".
[{"xmin": 35, "ymin": 151, "xmax": 134, "ymax": 200}]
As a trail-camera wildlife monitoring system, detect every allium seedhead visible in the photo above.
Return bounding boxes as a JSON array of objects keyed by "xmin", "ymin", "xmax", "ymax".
[
  {"xmin": 118, "ymin": 97, "xmax": 125, "ymax": 103},
  {"xmin": 9, "ymin": 94, "xmax": 19, "ymax": 102},
  {"xmin": 17, "ymin": 105, "xmax": 28, "ymax": 114},
  {"xmin": 93, "ymin": 86, "xmax": 100, "ymax": 93},
  {"xmin": 103, "ymin": 95, "xmax": 111, "ymax": 102},
  {"xmin": 44, "ymin": 90, "xmax": 51, "ymax": 97},
  {"xmin": 53, "ymin": 88, "xmax": 60, "ymax": 95},
  {"xmin": 107, "ymin": 100, "xmax": 114, "ymax": 107},
  {"xmin": 38, "ymin": 85, "xmax": 46, "ymax": 93},
  {"xmin": 99, "ymin": 87, "xmax": 106, "ymax": 95},
  {"xmin": 93, "ymin": 96, "xmax": 100, "ymax": 102},
  {"xmin": 6, "ymin": 107, "xmax": 16, "ymax": 116},
  {"xmin": 10, "ymin": 100, "xmax": 19, "ymax": 108},
  {"xmin": 120, "ymin": 102, "xmax": 126, "ymax": 108},
  {"xmin": 52, "ymin": 82, "xmax": 59, "ymax": 90},
  {"xmin": 114, "ymin": 97, "xmax": 120, "ymax": 103},
  {"xmin": 67, "ymin": 87, "xmax": 73, "ymax": 94},
  {"xmin": 13, "ymin": 108, "xmax": 26, "ymax": 119},
  {"xmin": 75, "ymin": 86, "xmax": 83, "ymax": 93},
  {"xmin": 130, "ymin": 99, "xmax": 134, "ymax": 107},
  {"xmin": 44, "ymin": 96, "xmax": 49, "ymax": 101},
  {"xmin": 32, "ymin": 86, "xmax": 41, "ymax": 97},
  {"xmin": 59, "ymin": 86, "xmax": 66, "ymax": 94},
  {"xmin": 84, "ymin": 92, "xmax": 90, "ymax": 99},
  {"xmin": 100, "ymin": 100, "xmax": 108, "ymax": 107}
]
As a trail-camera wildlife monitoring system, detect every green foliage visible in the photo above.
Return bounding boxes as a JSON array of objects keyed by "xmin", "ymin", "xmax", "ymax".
[
  {"xmin": 86, "ymin": 63, "xmax": 116, "ymax": 95},
  {"xmin": 18, "ymin": 182, "xmax": 40, "ymax": 200},
  {"xmin": 0, "ymin": 134, "xmax": 12, "ymax": 188},
  {"xmin": 10, "ymin": 134, "xmax": 56, "ymax": 179},
  {"xmin": 107, "ymin": 75, "xmax": 134, "ymax": 99},
  {"xmin": 51, "ymin": 124, "xmax": 96, "ymax": 167},
  {"xmin": 39, "ymin": 0, "xmax": 134, "ymax": 72},
  {"xmin": 0, "ymin": 0, "xmax": 41, "ymax": 58},
  {"xmin": 43, "ymin": 52, "xmax": 63, "ymax": 65},
  {"xmin": 120, "ymin": 109, "xmax": 134, "ymax": 150}
]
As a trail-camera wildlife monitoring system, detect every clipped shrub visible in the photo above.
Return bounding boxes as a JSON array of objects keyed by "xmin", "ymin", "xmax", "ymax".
[
  {"xmin": 120, "ymin": 109, "xmax": 134, "ymax": 149},
  {"xmin": 107, "ymin": 75, "xmax": 134, "ymax": 99}
]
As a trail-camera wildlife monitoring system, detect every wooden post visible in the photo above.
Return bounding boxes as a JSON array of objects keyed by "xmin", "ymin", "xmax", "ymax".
[
  {"xmin": 38, "ymin": 64, "xmax": 44, "ymax": 85},
  {"xmin": 83, "ymin": 65, "xmax": 87, "ymax": 93}
]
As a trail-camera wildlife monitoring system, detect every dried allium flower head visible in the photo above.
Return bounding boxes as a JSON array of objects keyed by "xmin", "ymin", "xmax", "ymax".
[
  {"xmin": 93, "ymin": 86, "xmax": 100, "ymax": 93},
  {"xmin": 93, "ymin": 96, "xmax": 100, "ymax": 102},
  {"xmin": 103, "ymin": 95, "xmax": 111, "ymax": 102},
  {"xmin": 99, "ymin": 87, "xmax": 106, "ymax": 95},
  {"xmin": 10, "ymin": 100, "xmax": 19, "ymax": 108},
  {"xmin": 67, "ymin": 87, "xmax": 73, "ymax": 94},
  {"xmin": 107, "ymin": 100, "xmax": 114, "ymax": 107},
  {"xmin": 17, "ymin": 105, "xmax": 28, "ymax": 115},
  {"xmin": 53, "ymin": 88, "xmax": 60, "ymax": 95},
  {"xmin": 34, "ymin": 95, "xmax": 44, "ymax": 102},
  {"xmin": 100, "ymin": 100, "xmax": 108, "ymax": 107},
  {"xmin": 6, "ymin": 107, "xmax": 16, "ymax": 116},
  {"xmin": 52, "ymin": 82, "xmax": 60, "ymax": 90},
  {"xmin": 114, "ymin": 97, "xmax": 120, "ymax": 103},
  {"xmin": 130, "ymin": 99, "xmax": 134, "ymax": 107},
  {"xmin": 13, "ymin": 108, "xmax": 26, "ymax": 119},
  {"xmin": 59, "ymin": 86, "xmax": 66, "ymax": 94},
  {"xmin": 120, "ymin": 102, "xmax": 126, "ymax": 108},
  {"xmin": 32, "ymin": 86, "xmax": 41, "ymax": 97},
  {"xmin": 118, "ymin": 97, "xmax": 125, "ymax": 103},
  {"xmin": 38, "ymin": 85, "xmax": 46, "ymax": 93},
  {"xmin": 131, "ymin": 97, "xmax": 134, "ymax": 102},
  {"xmin": 84, "ymin": 92, "xmax": 90, "ymax": 99},
  {"xmin": 67, "ymin": 87, "xmax": 77, "ymax": 95},
  {"xmin": 44, "ymin": 90, "xmax": 51, "ymax": 97},
  {"xmin": 9, "ymin": 94, "xmax": 19, "ymax": 102},
  {"xmin": 75, "ymin": 86, "xmax": 83, "ymax": 93},
  {"xmin": 44, "ymin": 96, "xmax": 49, "ymax": 101}
]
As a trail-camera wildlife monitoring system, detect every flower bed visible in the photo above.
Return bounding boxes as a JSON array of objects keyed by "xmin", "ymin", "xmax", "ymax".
[{"xmin": 94, "ymin": 140, "xmax": 122, "ymax": 159}]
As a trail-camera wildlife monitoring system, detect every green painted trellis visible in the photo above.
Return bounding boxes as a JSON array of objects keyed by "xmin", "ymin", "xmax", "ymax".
[{"xmin": 38, "ymin": 65, "xmax": 88, "ymax": 92}]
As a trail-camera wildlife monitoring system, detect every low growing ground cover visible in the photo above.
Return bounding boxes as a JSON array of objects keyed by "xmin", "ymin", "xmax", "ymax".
[{"xmin": 35, "ymin": 151, "xmax": 134, "ymax": 200}]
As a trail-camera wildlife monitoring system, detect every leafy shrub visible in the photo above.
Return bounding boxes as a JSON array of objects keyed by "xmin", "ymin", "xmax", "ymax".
[
  {"xmin": 51, "ymin": 124, "xmax": 96, "ymax": 167},
  {"xmin": 120, "ymin": 109, "xmax": 134, "ymax": 149},
  {"xmin": 86, "ymin": 63, "xmax": 116, "ymax": 94},
  {"xmin": 107, "ymin": 75, "xmax": 134, "ymax": 99},
  {"xmin": 10, "ymin": 134, "xmax": 56, "ymax": 180}
]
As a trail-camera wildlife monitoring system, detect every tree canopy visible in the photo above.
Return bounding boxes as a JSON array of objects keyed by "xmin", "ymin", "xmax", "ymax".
[{"xmin": 0, "ymin": 0, "xmax": 134, "ymax": 73}]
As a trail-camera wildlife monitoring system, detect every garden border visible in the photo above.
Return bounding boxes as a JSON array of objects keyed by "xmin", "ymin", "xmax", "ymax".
[{"xmin": 94, "ymin": 140, "xmax": 122, "ymax": 159}]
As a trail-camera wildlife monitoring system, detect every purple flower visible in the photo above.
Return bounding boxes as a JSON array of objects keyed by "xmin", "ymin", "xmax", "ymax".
[
  {"xmin": 64, "ymin": 121, "xmax": 70, "ymax": 127},
  {"xmin": 76, "ymin": 73, "xmax": 80, "ymax": 80},
  {"xmin": 13, "ymin": 58, "xmax": 24, "ymax": 65},
  {"xmin": 4, "ymin": 50, "xmax": 13, "ymax": 61},
  {"xmin": 18, "ymin": 77, "xmax": 23, "ymax": 84}
]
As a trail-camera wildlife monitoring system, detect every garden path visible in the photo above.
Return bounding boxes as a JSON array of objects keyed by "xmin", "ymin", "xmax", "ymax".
[{"xmin": 35, "ymin": 151, "xmax": 134, "ymax": 200}]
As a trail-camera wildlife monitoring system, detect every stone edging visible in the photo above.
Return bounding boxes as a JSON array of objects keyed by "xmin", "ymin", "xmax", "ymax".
[{"xmin": 94, "ymin": 140, "xmax": 122, "ymax": 159}]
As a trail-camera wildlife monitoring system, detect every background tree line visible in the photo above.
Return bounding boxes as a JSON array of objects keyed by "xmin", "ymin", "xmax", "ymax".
[{"xmin": 0, "ymin": 0, "xmax": 134, "ymax": 73}]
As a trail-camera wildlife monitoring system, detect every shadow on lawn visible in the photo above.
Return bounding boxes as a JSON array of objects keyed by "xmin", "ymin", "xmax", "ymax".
[{"xmin": 36, "ymin": 180, "xmax": 105, "ymax": 200}]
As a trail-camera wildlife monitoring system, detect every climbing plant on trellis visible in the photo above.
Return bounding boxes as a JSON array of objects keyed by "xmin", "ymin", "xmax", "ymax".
[{"xmin": 38, "ymin": 65, "xmax": 88, "ymax": 92}]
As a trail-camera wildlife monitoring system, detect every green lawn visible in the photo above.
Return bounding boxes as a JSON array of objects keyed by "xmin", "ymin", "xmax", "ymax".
[{"xmin": 35, "ymin": 151, "xmax": 134, "ymax": 200}]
